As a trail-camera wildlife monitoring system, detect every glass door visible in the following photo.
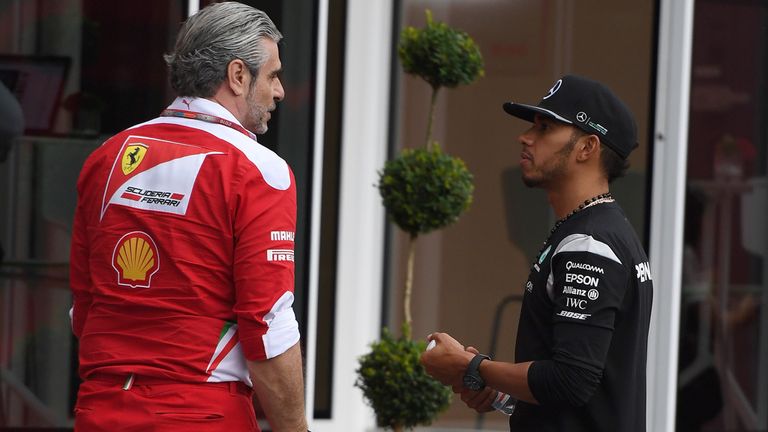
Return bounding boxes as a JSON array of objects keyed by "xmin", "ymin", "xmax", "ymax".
[{"xmin": 677, "ymin": 1, "xmax": 768, "ymax": 430}]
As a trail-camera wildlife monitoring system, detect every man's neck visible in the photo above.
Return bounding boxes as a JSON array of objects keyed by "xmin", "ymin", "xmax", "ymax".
[
  {"xmin": 546, "ymin": 174, "xmax": 610, "ymax": 219},
  {"xmin": 206, "ymin": 93, "xmax": 245, "ymax": 125}
]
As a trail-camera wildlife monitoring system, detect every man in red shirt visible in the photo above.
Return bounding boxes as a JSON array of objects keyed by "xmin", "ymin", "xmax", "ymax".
[{"xmin": 70, "ymin": 3, "xmax": 307, "ymax": 430}]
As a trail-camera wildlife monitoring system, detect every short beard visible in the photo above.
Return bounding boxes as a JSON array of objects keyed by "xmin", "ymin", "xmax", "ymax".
[
  {"xmin": 248, "ymin": 102, "xmax": 269, "ymax": 135},
  {"xmin": 244, "ymin": 83, "xmax": 271, "ymax": 135},
  {"xmin": 521, "ymin": 130, "xmax": 581, "ymax": 188}
]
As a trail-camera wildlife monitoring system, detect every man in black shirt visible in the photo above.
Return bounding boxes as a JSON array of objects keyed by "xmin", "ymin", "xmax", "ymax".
[{"xmin": 421, "ymin": 75, "xmax": 653, "ymax": 432}]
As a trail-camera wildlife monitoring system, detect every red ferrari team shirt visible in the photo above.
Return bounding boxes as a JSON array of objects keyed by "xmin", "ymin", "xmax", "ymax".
[{"xmin": 70, "ymin": 97, "xmax": 299, "ymax": 386}]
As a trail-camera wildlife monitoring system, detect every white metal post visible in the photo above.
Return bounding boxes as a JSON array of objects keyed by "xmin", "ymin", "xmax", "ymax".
[
  {"xmin": 304, "ymin": 0, "xmax": 330, "ymax": 421},
  {"xmin": 647, "ymin": 0, "xmax": 695, "ymax": 430},
  {"xmin": 187, "ymin": 0, "xmax": 199, "ymax": 17},
  {"xmin": 310, "ymin": 0, "xmax": 392, "ymax": 429}
]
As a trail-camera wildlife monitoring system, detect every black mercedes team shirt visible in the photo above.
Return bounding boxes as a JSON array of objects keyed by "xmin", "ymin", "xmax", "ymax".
[{"xmin": 510, "ymin": 202, "xmax": 653, "ymax": 432}]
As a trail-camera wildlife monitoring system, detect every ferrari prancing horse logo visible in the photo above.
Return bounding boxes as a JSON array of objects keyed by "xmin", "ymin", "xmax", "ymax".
[{"xmin": 121, "ymin": 144, "xmax": 148, "ymax": 175}]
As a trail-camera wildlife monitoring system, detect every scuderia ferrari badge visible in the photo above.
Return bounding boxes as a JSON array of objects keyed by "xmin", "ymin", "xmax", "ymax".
[{"xmin": 122, "ymin": 144, "xmax": 148, "ymax": 175}]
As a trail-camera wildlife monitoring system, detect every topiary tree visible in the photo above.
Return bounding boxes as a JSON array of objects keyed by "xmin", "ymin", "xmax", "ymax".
[
  {"xmin": 357, "ymin": 326, "xmax": 452, "ymax": 431},
  {"xmin": 399, "ymin": 10, "xmax": 485, "ymax": 151},
  {"xmin": 355, "ymin": 10, "xmax": 484, "ymax": 431},
  {"xmin": 378, "ymin": 146, "xmax": 474, "ymax": 333},
  {"xmin": 385, "ymin": 9, "xmax": 483, "ymax": 337}
]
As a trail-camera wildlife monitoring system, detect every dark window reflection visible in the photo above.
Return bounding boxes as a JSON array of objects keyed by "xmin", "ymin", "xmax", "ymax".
[
  {"xmin": 1, "ymin": 0, "xmax": 341, "ymax": 428},
  {"xmin": 678, "ymin": 1, "xmax": 768, "ymax": 431},
  {"xmin": 78, "ymin": 0, "xmax": 183, "ymax": 134},
  {"xmin": 0, "ymin": 1, "xmax": 186, "ymax": 428}
]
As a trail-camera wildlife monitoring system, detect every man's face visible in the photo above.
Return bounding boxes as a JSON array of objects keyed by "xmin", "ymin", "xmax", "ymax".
[
  {"xmin": 518, "ymin": 114, "xmax": 578, "ymax": 188},
  {"xmin": 243, "ymin": 39, "xmax": 284, "ymax": 135}
]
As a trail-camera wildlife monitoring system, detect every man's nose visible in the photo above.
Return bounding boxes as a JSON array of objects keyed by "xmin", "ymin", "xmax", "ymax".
[
  {"xmin": 519, "ymin": 129, "xmax": 534, "ymax": 146},
  {"xmin": 274, "ymin": 79, "xmax": 285, "ymax": 102}
]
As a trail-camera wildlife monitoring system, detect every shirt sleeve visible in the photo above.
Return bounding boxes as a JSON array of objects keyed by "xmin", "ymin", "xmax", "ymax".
[
  {"xmin": 232, "ymin": 166, "xmax": 299, "ymax": 361},
  {"xmin": 528, "ymin": 234, "xmax": 629, "ymax": 407}
]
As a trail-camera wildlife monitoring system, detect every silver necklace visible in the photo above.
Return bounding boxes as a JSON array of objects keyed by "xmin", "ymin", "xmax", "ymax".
[{"xmin": 534, "ymin": 192, "xmax": 615, "ymax": 262}]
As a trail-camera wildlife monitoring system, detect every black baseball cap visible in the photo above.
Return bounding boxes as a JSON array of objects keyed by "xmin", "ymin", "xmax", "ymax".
[{"xmin": 503, "ymin": 75, "xmax": 638, "ymax": 159}]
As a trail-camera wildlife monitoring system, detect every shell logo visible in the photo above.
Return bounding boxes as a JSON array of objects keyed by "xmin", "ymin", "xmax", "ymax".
[{"xmin": 112, "ymin": 231, "xmax": 160, "ymax": 288}]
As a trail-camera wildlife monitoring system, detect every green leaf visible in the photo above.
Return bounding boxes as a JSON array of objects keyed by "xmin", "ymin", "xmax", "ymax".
[
  {"xmin": 398, "ymin": 9, "xmax": 485, "ymax": 90},
  {"xmin": 355, "ymin": 328, "xmax": 453, "ymax": 429},
  {"xmin": 378, "ymin": 146, "xmax": 474, "ymax": 236}
]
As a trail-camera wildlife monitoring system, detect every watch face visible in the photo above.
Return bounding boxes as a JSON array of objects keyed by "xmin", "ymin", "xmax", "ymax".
[{"xmin": 463, "ymin": 373, "xmax": 483, "ymax": 391}]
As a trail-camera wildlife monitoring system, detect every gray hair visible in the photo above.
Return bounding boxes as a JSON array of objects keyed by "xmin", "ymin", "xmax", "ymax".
[{"xmin": 164, "ymin": 2, "xmax": 282, "ymax": 97}]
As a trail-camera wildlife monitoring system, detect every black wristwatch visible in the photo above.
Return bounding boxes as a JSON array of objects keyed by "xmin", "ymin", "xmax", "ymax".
[{"xmin": 463, "ymin": 353, "xmax": 490, "ymax": 391}]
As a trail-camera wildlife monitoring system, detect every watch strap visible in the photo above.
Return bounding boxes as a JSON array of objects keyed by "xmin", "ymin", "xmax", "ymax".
[
  {"xmin": 468, "ymin": 353, "xmax": 490, "ymax": 374},
  {"xmin": 463, "ymin": 353, "xmax": 491, "ymax": 390}
]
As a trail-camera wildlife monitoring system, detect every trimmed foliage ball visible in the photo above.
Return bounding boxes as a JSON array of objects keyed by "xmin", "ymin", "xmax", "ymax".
[
  {"xmin": 356, "ymin": 328, "xmax": 452, "ymax": 430},
  {"xmin": 379, "ymin": 146, "xmax": 474, "ymax": 236},
  {"xmin": 398, "ymin": 10, "xmax": 484, "ymax": 89}
]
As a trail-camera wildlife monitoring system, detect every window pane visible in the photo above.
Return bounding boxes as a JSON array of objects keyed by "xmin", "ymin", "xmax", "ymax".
[
  {"xmin": 0, "ymin": 1, "xmax": 186, "ymax": 428},
  {"xmin": 677, "ymin": 1, "xmax": 768, "ymax": 431}
]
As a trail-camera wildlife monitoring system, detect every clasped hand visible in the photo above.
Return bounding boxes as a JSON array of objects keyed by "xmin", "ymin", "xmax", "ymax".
[{"xmin": 419, "ymin": 332, "xmax": 496, "ymax": 413}]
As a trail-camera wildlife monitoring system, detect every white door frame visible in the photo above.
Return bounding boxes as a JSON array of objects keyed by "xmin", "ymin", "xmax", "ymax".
[
  {"xmin": 309, "ymin": 0, "xmax": 392, "ymax": 430},
  {"xmin": 303, "ymin": 0, "xmax": 329, "ymax": 419},
  {"xmin": 647, "ymin": 0, "xmax": 695, "ymax": 431}
]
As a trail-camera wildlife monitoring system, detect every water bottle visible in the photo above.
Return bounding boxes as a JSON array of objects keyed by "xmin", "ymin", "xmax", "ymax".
[{"xmin": 491, "ymin": 391, "xmax": 516, "ymax": 415}]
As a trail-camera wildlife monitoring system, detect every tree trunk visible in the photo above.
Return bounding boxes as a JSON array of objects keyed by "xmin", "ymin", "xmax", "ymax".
[
  {"xmin": 403, "ymin": 234, "xmax": 417, "ymax": 340},
  {"xmin": 425, "ymin": 85, "xmax": 440, "ymax": 150}
]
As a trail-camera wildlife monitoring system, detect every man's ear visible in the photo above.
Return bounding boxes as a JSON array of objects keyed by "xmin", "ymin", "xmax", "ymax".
[
  {"xmin": 576, "ymin": 134, "xmax": 601, "ymax": 162},
  {"xmin": 226, "ymin": 59, "xmax": 249, "ymax": 96}
]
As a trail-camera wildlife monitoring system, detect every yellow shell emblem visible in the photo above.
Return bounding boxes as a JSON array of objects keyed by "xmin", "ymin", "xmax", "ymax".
[
  {"xmin": 121, "ymin": 144, "xmax": 148, "ymax": 175},
  {"xmin": 112, "ymin": 231, "xmax": 159, "ymax": 288}
]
